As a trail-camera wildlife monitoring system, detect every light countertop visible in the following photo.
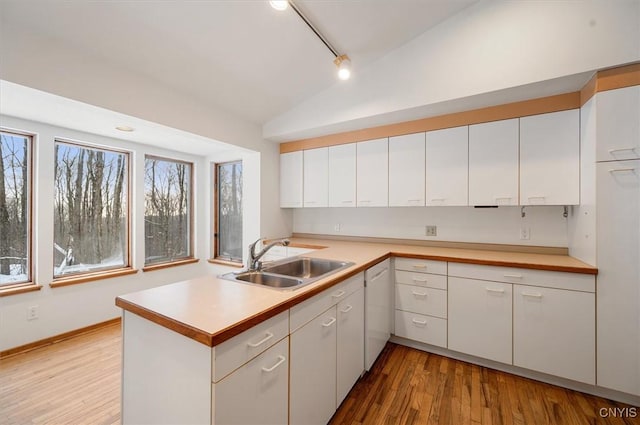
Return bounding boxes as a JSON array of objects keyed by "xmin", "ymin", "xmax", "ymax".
[{"xmin": 115, "ymin": 238, "xmax": 596, "ymax": 347}]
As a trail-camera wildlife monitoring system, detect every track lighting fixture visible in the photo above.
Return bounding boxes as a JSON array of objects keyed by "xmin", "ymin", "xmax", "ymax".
[{"xmin": 271, "ymin": 1, "xmax": 351, "ymax": 80}]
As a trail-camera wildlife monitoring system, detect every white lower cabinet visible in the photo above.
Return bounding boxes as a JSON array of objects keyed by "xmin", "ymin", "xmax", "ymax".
[
  {"xmin": 394, "ymin": 310, "xmax": 447, "ymax": 347},
  {"xmin": 213, "ymin": 338, "xmax": 289, "ymax": 425},
  {"xmin": 513, "ymin": 284, "xmax": 595, "ymax": 384},
  {"xmin": 448, "ymin": 277, "xmax": 513, "ymax": 364},
  {"xmin": 337, "ymin": 288, "xmax": 365, "ymax": 406},
  {"xmin": 290, "ymin": 274, "xmax": 365, "ymax": 425},
  {"xmin": 290, "ymin": 307, "xmax": 338, "ymax": 425}
]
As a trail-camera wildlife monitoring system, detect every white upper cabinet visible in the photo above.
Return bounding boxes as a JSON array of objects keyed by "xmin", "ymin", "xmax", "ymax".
[
  {"xmin": 596, "ymin": 85, "xmax": 640, "ymax": 162},
  {"xmin": 520, "ymin": 109, "xmax": 580, "ymax": 205},
  {"xmin": 389, "ymin": 133, "xmax": 425, "ymax": 206},
  {"xmin": 469, "ymin": 119, "xmax": 519, "ymax": 206},
  {"xmin": 280, "ymin": 151, "xmax": 303, "ymax": 208},
  {"xmin": 303, "ymin": 147, "xmax": 329, "ymax": 208},
  {"xmin": 328, "ymin": 143, "xmax": 356, "ymax": 207},
  {"xmin": 356, "ymin": 138, "xmax": 388, "ymax": 207},
  {"xmin": 425, "ymin": 126, "xmax": 468, "ymax": 206}
]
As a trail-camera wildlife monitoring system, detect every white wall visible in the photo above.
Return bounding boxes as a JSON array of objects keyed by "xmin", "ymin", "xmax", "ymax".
[
  {"xmin": 0, "ymin": 115, "xmax": 237, "ymax": 351},
  {"xmin": 293, "ymin": 206, "xmax": 569, "ymax": 248},
  {"xmin": 264, "ymin": 0, "xmax": 640, "ymax": 140}
]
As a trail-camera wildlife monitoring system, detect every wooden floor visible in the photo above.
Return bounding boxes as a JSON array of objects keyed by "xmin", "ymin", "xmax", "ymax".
[
  {"xmin": 331, "ymin": 344, "xmax": 639, "ymax": 425},
  {"xmin": 1, "ymin": 324, "xmax": 637, "ymax": 425}
]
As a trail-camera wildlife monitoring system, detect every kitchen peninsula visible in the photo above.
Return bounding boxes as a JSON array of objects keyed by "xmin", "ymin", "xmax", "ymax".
[{"xmin": 116, "ymin": 237, "xmax": 597, "ymax": 425}]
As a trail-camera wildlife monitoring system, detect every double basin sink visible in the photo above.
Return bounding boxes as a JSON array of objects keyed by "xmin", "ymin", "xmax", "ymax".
[{"xmin": 220, "ymin": 257, "xmax": 354, "ymax": 290}]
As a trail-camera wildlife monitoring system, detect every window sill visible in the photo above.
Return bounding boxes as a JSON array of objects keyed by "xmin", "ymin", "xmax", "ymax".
[
  {"xmin": 50, "ymin": 268, "xmax": 138, "ymax": 288},
  {"xmin": 208, "ymin": 258, "xmax": 244, "ymax": 268},
  {"xmin": 142, "ymin": 258, "xmax": 200, "ymax": 272},
  {"xmin": 0, "ymin": 282, "xmax": 42, "ymax": 297}
]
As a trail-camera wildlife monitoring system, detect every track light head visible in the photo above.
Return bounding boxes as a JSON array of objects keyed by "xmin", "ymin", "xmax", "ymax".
[{"xmin": 334, "ymin": 54, "xmax": 351, "ymax": 80}]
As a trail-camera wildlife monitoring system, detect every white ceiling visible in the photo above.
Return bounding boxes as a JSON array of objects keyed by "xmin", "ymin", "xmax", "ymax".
[{"xmin": 0, "ymin": 0, "xmax": 478, "ymax": 126}]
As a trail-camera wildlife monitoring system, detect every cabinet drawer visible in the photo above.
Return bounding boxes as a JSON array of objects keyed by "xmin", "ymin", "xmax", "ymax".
[
  {"xmin": 290, "ymin": 272, "xmax": 364, "ymax": 332},
  {"xmin": 395, "ymin": 270, "xmax": 447, "ymax": 290},
  {"xmin": 213, "ymin": 310, "xmax": 289, "ymax": 382},
  {"xmin": 394, "ymin": 310, "xmax": 447, "ymax": 347},
  {"xmin": 395, "ymin": 284, "xmax": 447, "ymax": 318},
  {"xmin": 448, "ymin": 262, "xmax": 594, "ymax": 292},
  {"xmin": 395, "ymin": 257, "xmax": 447, "ymax": 275}
]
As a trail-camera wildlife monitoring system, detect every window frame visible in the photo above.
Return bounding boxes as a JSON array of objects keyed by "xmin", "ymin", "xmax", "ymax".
[
  {"xmin": 212, "ymin": 160, "xmax": 243, "ymax": 264},
  {"xmin": 0, "ymin": 128, "xmax": 37, "ymax": 296},
  {"xmin": 142, "ymin": 154, "xmax": 196, "ymax": 271},
  {"xmin": 50, "ymin": 138, "xmax": 134, "ymax": 286}
]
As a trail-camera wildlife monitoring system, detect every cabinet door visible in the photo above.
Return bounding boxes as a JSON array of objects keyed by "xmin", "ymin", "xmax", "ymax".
[
  {"xmin": 337, "ymin": 288, "xmax": 365, "ymax": 406},
  {"xmin": 303, "ymin": 147, "xmax": 329, "ymax": 207},
  {"xmin": 469, "ymin": 119, "xmax": 519, "ymax": 206},
  {"xmin": 520, "ymin": 110, "xmax": 580, "ymax": 205},
  {"xmin": 425, "ymin": 126, "xmax": 468, "ymax": 206},
  {"xmin": 214, "ymin": 338, "xmax": 289, "ymax": 425},
  {"xmin": 364, "ymin": 259, "xmax": 392, "ymax": 370},
  {"xmin": 448, "ymin": 277, "xmax": 512, "ymax": 364},
  {"xmin": 389, "ymin": 133, "xmax": 425, "ymax": 206},
  {"xmin": 329, "ymin": 143, "xmax": 356, "ymax": 207},
  {"xmin": 280, "ymin": 151, "xmax": 303, "ymax": 208},
  {"xmin": 596, "ymin": 86, "xmax": 640, "ymax": 162},
  {"xmin": 514, "ymin": 285, "xmax": 595, "ymax": 384},
  {"xmin": 290, "ymin": 306, "xmax": 337, "ymax": 425},
  {"xmin": 596, "ymin": 160, "xmax": 640, "ymax": 395},
  {"xmin": 356, "ymin": 138, "xmax": 388, "ymax": 207}
]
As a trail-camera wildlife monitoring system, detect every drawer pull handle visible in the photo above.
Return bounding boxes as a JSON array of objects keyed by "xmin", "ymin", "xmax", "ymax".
[
  {"xmin": 522, "ymin": 291, "xmax": 543, "ymax": 298},
  {"xmin": 322, "ymin": 317, "xmax": 337, "ymax": 327},
  {"xmin": 371, "ymin": 268, "xmax": 388, "ymax": 281},
  {"xmin": 332, "ymin": 290, "xmax": 346, "ymax": 298},
  {"xmin": 431, "ymin": 198, "xmax": 446, "ymax": 202},
  {"xmin": 408, "ymin": 199, "xmax": 422, "ymax": 203},
  {"xmin": 412, "ymin": 290, "xmax": 428, "ymax": 297},
  {"xmin": 412, "ymin": 277, "xmax": 428, "ymax": 283},
  {"xmin": 261, "ymin": 355, "xmax": 286, "ymax": 373},
  {"xmin": 503, "ymin": 273, "xmax": 523, "ymax": 279},
  {"xmin": 412, "ymin": 264, "xmax": 428, "ymax": 269},
  {"xmin": 340, "ymin": 305, "xmax": 353, "ymax": 313},
  {"xmin": 609, "ymin": 168, "xmax": 636, "ymax": 173},
  {"xmin": 341, "ymin": 200, "xmax": 353, "ymax": 203},
  {"xmin": 609, "ymin": 147, "xmax": 637, "ymax": 154},
  {"xmin": 411, "ymin": 318, "xmax": 427, "ymax": 326},
  {"xmin": 247, "ymin": 331, "xmax": 274, "ymax": 348},
  {"xmin": 485, "ymin": 287, "xmax": 505, "ymax": 294}
]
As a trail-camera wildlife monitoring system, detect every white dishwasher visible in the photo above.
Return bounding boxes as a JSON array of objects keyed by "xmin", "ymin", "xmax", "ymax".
[{"xmin": 364, "ymin": 258, "xmax": 392, "ymax": 370}]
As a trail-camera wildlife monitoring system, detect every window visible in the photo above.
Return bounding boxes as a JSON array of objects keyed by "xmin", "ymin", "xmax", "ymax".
[
  {"xmin": 53, "ymin": 140, "xmax": 130, "ymax": 278},
  {"xmin": 144, "ymin": 156, "xmax": 193, "ymax": 266},
  {"xmin": 214, "ymin": 161, "xmax": 243, "ymax": 262},
  {"xmin": 0, "ymin": 130, "xmax": 32, "ymax": 287}
]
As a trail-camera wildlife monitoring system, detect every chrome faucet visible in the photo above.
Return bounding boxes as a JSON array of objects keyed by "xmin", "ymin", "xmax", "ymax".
[{"xmin": 248, "ymin": 237, "xmax": 290, "ymax": 271}]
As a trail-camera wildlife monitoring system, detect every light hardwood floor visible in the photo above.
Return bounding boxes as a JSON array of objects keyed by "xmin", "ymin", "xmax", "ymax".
[{"xmin": 1, "ymin": 323, "xmax": 637, "ymax": 425}]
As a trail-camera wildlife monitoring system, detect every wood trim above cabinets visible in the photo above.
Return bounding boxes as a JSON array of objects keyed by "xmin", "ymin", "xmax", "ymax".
[
  {"xmin": 280, "ymin": 92, "xmax": 580, "ymax": 153},
  {"xmin": 581, "ymin": 62, "xmax": 640, "ymax": 105},
  {"xmin": 280, "ymin": 62, "xmax": 640, "ymax": 154}
]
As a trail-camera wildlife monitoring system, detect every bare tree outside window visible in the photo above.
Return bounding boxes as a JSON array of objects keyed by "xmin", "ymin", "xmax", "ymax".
[
  {"xmin": 53, "ymin": 141, "xmax": 129, "ymax": 278},
  {"xmin": 215, "ymin": 161, "xmax": 242, "ymax": 262},
  {"xmin": 0, "ymin": 131, "xmax": 30, "ymax": 286},
  {"xmin": 144, "ymin": 156, "xmax": 193, "ymax": 265}
]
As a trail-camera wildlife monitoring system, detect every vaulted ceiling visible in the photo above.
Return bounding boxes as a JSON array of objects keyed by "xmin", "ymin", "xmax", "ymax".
[{"xmin": 0, "ymin": 0, "xmax": 478, "ymax": 125}]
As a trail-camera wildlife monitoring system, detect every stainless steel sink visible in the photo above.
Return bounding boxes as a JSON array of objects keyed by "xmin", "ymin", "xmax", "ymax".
[
  {"xmin": 219, "ymin": 257, "xmax": 354, "ymax": 290},
  {"xmin": 262, "ymin": 257, "xmax": 350, "ymax": 279},
  {"xmin": 234, "ymin": 271, "xmax": 303, "ymax": 288}
]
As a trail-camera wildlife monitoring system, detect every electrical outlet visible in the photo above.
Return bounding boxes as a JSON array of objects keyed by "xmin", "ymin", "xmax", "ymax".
[
  {"xmin": 333, "ymin": 223, "xmax": 341, "ymax": 232},
  {"xmin": 27, "ymin": 305, "xmax": 39, "ymax": 321},
  {"xmin": 425, "ymin": 225, "xmax": 437, "ymax": 237},
  {"xmin": 520, "ymin": 227, "xmax": 530, "ymax": 240}
]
